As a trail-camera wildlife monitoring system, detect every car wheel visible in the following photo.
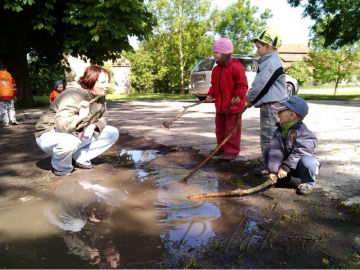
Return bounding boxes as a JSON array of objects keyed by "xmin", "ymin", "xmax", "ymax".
[{"xmin": 286, "ymin": 82, "xmax": 295, "ymax": 96}]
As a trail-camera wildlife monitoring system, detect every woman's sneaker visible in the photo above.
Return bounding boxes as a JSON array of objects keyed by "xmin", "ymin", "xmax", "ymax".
[
  {"xmin": 10, "ymin": 120, "xmax": 19, "ymax": 125},
  {"xmin": 297, "ymin": 183, "xmax": 314, "ymax": 195},
  {"xmin": 52, "ymin": 169, "xmax": 71, "ymax": 177}
]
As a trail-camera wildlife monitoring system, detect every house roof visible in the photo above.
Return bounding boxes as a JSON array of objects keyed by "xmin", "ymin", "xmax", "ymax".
[
  {"xmin": 278, "ymin": 44, "xmax": 311, "ymax": 54},
  {"xmin": 280, "ymin": 53, "xmax": 309, "ymax": 62}
]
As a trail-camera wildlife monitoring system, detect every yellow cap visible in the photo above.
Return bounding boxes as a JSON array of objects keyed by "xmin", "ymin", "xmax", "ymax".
[{"xmin": 253, "ymin": 28, "xmax": 282, "ymax": 49}]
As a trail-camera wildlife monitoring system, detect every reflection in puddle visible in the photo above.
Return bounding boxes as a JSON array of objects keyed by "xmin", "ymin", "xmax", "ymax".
[{"xmin": 0, "ymin": 149, "xmax": 256, "ymax": 268}]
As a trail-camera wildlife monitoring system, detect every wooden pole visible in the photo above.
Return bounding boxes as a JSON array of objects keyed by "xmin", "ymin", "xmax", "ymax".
[
  {"xmin": 187, "ymin": 179, "xmax": 272, "ymax": 199},
  {"xmin": 163, "ymin": 99, "xmax": 206, "ymax": 128},
  {"xmin": 179, "ymin": 105, "xmax": 247, "ymax": 183}
]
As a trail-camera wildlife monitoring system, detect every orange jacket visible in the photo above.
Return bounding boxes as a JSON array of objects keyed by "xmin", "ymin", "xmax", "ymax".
[
  {"xmin": 0, "ymin": 70, "xmax": 17, "ymax": 100},
  {"xmin": 49, "ymin": 90, "xmax": 62, "ymax": 103}
]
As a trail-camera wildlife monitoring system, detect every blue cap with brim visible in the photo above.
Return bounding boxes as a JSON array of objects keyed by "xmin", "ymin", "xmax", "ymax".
[
  {"xmin": 54, "ymin": 80, "xmax": 63, "ymax": 89},
  {"xmin": 272, "ymin": 96, "xmax": 309, "ymax": 118}
]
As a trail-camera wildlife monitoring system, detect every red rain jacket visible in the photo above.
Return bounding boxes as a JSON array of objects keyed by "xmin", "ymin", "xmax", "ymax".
[{"xmin": 207, "ymin": 59, "xmax": 248, "ymax": 113}]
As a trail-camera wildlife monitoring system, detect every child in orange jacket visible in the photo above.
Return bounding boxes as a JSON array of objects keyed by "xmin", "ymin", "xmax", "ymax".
[
  {"xmin": 205, "ymin": 38, "xmax": 248, "ymax": 160},
  {"xmin": 0, "ymin": 62, "xmax": 19, "ymax": 126},
  {"xmin": 49, "ymin": 80, "xmax": 64, "ymax": 103}
]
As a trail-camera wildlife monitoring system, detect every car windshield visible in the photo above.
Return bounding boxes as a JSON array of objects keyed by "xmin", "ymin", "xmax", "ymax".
[
  {"xmin": 192, "ymin": 58, "xmax": 215, "ymax": 72},
  {"xmin": 192, "ymin": 57, "xmax": 257, "ymax": 72},
  {"xmin": 236, "ymin": 58, "xmax": 257, "ymax": 72}
]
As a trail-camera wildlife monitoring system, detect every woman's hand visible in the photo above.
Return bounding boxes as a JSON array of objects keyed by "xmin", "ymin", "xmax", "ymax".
[
  {"xmin": 78, "ymin": 100, "xmax": 90, "ymax": 119},
  {"xmin": 82, "ymin": 124, "xmax": 96, "ymax": 139}
]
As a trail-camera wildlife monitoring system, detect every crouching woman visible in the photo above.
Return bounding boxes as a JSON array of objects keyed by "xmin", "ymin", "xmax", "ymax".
[{"xmin": 35, "ymin": 66, "xmax": 119, "ymax": 176}]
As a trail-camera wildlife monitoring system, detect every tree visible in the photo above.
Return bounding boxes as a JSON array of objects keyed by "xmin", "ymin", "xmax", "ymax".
[
  {"xmin": 212, "ymin": 0, "xmax": 271, "ymax": 54},
  {"xmin": 307, "ymin": 46, "xmax": 360, "ymax": 95},
  {"xmin": 0, "ymin": 0, "xmax": 154, "ymax": 101},
  {"xmin": 287, "ymin": 0, "xmax": 360, "ymax": 48},
  {"xmin": 129, "ymin": 0, "xmax": 213, "ymax": 94},
  {"xmin": 285, "ymin": 62, "xmax": 312, "ymax": 87}
]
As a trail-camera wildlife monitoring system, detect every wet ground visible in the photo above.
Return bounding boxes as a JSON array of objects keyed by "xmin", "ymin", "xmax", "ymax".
[{"xmin": 0, "ymin": 100, "xmax": 360, "ymax": 268}]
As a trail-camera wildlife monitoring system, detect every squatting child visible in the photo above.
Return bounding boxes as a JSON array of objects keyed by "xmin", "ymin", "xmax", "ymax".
[
  {"xmin": 265, "ymin": 96, "xmax": 320, "ymax": 195},
  {"xmin": 49, "ymin": 80, "xmax": 64, "ymax": 103},
  {"xmin": 246, "ymin": 28, "xmax": 287, "ymax": 157},
  {"xmin": 205, "ymin": 38, "xmax": 248, "ymax": 160}
]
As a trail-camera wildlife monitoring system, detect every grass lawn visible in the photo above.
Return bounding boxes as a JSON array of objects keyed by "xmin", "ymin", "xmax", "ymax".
[
  {"xmin": 15, "ymin": 86, "xmax": 360, "ymax": 110},
  {"xmin": 297, "ymin": 86, "xmax": 360, "ymax": 101}
]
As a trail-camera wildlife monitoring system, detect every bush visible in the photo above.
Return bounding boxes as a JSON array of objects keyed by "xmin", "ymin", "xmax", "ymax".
[
  {"xmin": 28, "ymin": 53, "xmax": 66, "ymax": 95},
  {"xmin": 286, "ymin": 62, "xmax": 312, "ymax": 86}
]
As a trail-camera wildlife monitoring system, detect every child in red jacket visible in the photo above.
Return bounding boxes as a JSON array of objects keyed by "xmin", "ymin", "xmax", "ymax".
[
  {"xmin": 49, "ymin": 80, "xmax": 64, "ymax": 103},
  {"xmin": 205, "ymin": 38, "xmax": 248, "ymax": 160}
]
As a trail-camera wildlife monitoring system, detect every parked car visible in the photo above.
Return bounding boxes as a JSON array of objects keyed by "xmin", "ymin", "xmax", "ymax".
[{"xmin": 189, "ymin": 55, "xmax": 299, "ymax": 100}]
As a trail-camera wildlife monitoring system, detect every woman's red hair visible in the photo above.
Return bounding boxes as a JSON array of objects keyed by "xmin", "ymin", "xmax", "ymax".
[{"xmin": 78, "ymin": 66, "xmax": 110, "ymax": 90}]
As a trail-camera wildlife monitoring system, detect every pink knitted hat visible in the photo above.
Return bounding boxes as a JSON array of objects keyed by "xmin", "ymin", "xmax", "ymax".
[{"xmin": 212, "ymin": 38, "xmax": 233, "ymax": 54}]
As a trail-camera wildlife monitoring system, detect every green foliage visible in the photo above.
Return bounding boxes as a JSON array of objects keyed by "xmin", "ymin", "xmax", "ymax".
[
  {"xmin": 212, "ymin": 0, "xmax": 272, "ymax": 54},
  {"xmin": 128, "ymin": 0, "xmax": 269, "ymax": 94},
  {"xmin": 27, "ymin": 53, "xmax": 65, "ymax": 95},
  {"xmin": 286, "ymin": 62, "xmax": 312, "ymax": 86},
  {"xmin": 102, "ymin": 63, "xmax": 116, "ymax": 95},
  {"xmin": 0, "ymin": 0, "xmax": 155, "ymax": 100},
  {"xmin": 287, "ymin": 0, "xmax": 360, "ymax": 48},
  {"xmin": 124, "ymin": 48, "xmax": 157, "ymax": 94},
  {"xmin": 307, "ymin": 46, "xmax": 360, "ymax": 94},
  {"xmin": 128, "ymin": 0, "xmax": 213, "ymax": 94}
]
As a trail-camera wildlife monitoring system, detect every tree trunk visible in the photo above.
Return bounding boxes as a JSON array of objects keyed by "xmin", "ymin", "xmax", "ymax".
[
  {"xmin": 7, "ymin": 52, "xmax": 32, "ymax": 102},
  {"xmin": 178, "ymin": 4, "xmax": 185, "ymax": 95},
  {"xmin": 334, "ymin": 77, "xmax": 339, "ymax": 96},
  {"xmin": 334, "ymin": 65, "xmax": 340, "ymax": 95}
]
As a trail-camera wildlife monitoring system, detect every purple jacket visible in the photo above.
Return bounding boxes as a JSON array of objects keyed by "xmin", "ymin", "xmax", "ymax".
[{"xmin": 268, "ymin": 121, "xmax": 318, "ymax": 174}]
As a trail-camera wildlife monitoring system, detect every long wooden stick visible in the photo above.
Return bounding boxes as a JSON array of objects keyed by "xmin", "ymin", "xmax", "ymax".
[
  {"xmin": 188, "ymin": 179, "xmax": 272, "ymax": 199},
  {"xmin": 88, "ymin": 94, "xmax": 104, "ymax": 104},
  {"xmin": 163, "ymin": 99, "xmax": 206, "ymax": 128},
  {"xmin": 179, "ymin": 105, "xmax": 248, "ymax": 183}
]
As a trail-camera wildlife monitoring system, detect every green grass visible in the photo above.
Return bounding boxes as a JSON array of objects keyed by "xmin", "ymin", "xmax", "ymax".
[
  {"xmin": 15, "ymin": 93, "xmax": 196, "ymax": 109},
  {"xmin": 298, "ymin": 93, "xmax": 360, "ymax": 101},
  {"xmin": 297, "ymin": 86, "xmax": 360, "ymax": 101},
  {"xmin": 14, "ymin": 88, "xmax": 360, "ymax": 110},
  {"xmin": 106, "ymin": 93, "xmax": 195, "ymax": 101},
  {"xmin": 15, "ymin": 95, "xmax": 50, "ymax": 109}
]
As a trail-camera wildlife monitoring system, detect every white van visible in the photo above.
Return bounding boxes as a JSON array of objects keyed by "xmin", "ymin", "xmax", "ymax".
[{"xmin": 189, "ymin": 55, "xmax": 299, "ymax": 100}]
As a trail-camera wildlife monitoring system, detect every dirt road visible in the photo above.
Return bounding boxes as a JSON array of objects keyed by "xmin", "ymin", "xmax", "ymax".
[
  {"xmin": 105, "ymin": 99, "xmax": 360, "ymax": 203},
  {"xmin": 1, "ymin": 98, "xmax": 358, "ymax": 268}
]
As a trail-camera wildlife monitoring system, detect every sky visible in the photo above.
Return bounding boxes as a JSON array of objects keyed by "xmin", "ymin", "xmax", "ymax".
[{"xmin": 212, "ymin": 0, "xmax": 314, "ymax": 45}]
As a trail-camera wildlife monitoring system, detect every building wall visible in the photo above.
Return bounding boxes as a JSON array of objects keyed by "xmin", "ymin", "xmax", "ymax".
[{"xmin": 64, "ymin": 55, "xmax": 131, "ymax": 94}]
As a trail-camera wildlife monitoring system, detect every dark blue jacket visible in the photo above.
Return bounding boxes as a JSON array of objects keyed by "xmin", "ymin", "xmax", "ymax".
[{"xmin": 268, "ymin": 121, "xmax": 318, "ymax": 173}]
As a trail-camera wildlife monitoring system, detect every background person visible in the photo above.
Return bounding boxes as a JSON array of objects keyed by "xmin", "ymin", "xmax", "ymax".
[
  {"xmin": 0, "ymin": 61, "xmax": 19, "ymax": 126},
  {"xmin": 246, "ymin": 28, "xmax": 287, "ymax": 157},
  {"xmin": 265, "ymin": 96, "xmax": 320, "ymax": 195},
  {"xmin": 49, "ymin": 80, "xmax": 64, "ymax": 103},
  {"xmin": 35, "ymin": 65, "xmax": 119, "ymax": 176},
  {"xmin": 205, "ymin": 38, "xmax": 248, "ymax": 160}
]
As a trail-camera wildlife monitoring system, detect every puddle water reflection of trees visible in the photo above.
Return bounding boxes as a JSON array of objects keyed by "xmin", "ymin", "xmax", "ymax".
[{"xmin": 0, "ymin": 149, "xmax": 240, "ymax": 268}]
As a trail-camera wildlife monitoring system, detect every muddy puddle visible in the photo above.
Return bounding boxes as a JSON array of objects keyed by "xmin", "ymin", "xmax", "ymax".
[{"xmin": 0, "ymin": 149, "xmax": 264, "ymax": 268}]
